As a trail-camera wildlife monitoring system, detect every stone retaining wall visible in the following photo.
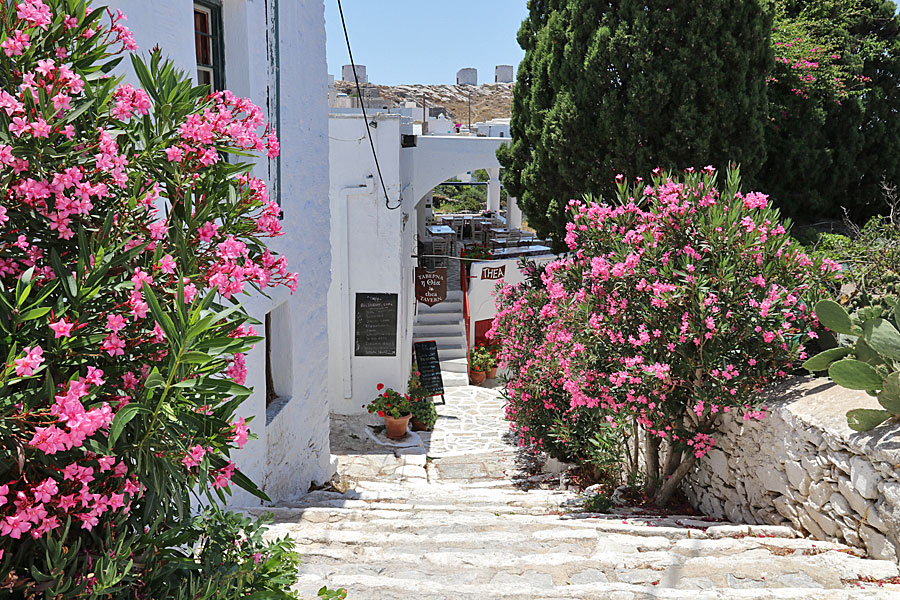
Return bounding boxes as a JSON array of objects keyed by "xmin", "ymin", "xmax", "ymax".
[{"xmin": 683, "ymin": 376, "xmax": 900, "ymax": 560}]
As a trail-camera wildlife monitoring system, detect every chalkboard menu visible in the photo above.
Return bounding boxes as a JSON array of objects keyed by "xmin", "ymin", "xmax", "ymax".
[
  {"xmin": 413, "ymin": 340, "xmax": 444, "ymax": 397},
  {"xmin": 354, "ymin": 293, "xmax": 398, "ymax": 356}
]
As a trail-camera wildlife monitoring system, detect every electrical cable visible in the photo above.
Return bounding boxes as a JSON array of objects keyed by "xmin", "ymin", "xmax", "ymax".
[{"xmin": 336, "ymin": 0, "xmax": 402, "ymax": 210}]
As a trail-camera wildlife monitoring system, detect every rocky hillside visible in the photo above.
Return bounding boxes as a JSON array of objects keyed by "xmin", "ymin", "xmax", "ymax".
[{"xmin": 333, "ymin": 81, "xmax": 513, "ymax": 125}]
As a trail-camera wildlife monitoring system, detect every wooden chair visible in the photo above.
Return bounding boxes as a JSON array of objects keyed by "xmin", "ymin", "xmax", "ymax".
[
  {"xmin": 448, "ymin": 218, "xmax": 463, "ymax": 241},
  {"xmin": 489, "ymin": 233, "xmax": 509, "ymax": 251},
  {"xmin": 431, "ymin": 238, "xmax": 449, "ymax": 269}
]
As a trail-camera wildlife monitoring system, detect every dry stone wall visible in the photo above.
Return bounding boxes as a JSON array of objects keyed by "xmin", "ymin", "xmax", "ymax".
[{"xmin": 683, "ymin": 377, "xmax": 900, "ymax": 560}]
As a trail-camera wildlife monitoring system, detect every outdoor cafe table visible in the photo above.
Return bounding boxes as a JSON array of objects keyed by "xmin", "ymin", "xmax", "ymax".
[
  {"xmin": 427, "ymin": 224, "xmax": 455, "ymax": 236},
  {"xmin": 442, "ymin": 215, "xmax": 493, "ymax": 242}
]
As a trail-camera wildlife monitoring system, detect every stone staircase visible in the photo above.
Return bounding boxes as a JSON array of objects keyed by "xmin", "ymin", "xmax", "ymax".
[
  {"xmin": 413, "ymin": 290, "xmax": 469, "ymax": 378},
  {"xmin": 256, "ymin": 381, "xmax": 900, "ymax": 599},
  {"xmin": 259, "ymin": 472, "xmax": 900, "ymax": 599}
]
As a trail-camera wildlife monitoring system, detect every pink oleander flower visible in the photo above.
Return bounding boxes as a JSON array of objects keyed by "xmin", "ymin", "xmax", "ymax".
[
  {"xmin": 101, "ymin": 334, "xmax": 125, "ymax": 357},
  {"xmin": 14, "ymin": 345, "xmax": 44, "ymax": 376},
  {"xmin": 49, "ymin": 318, "xmax": 74, "ymax": 338}
]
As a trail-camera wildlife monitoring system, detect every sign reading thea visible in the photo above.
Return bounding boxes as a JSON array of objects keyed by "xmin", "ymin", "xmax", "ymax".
[
  {"xmin": 415, "ymin": 267, "xmax": 447, "ymax": 306},
  {"xmin": 354, "ymin": 293, "xmax": 398, "ymax": 356},
  {"xmin": 480, "ymin": 265, "xmax": 506, "ymax": 280}
]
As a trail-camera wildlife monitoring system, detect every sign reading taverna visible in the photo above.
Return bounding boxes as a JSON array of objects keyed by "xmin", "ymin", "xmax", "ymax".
[{"xmin": 415, "ymin": 267, "xmax": 447, "ymax": 306}]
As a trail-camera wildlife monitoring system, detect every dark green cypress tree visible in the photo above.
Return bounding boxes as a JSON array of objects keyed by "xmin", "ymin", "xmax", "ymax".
[{"xmin": 500, "ymin": 0, "xmax": 774, "ymax": 244}]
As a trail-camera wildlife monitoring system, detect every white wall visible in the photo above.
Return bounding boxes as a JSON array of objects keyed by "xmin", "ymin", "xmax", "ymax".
[
  {"xmin": 328, "ymin": 113, "xmax": 415, "ymax": 415},
  {"xmin": 108, "ymin": 0, "xmax": 333, "ymax": 505},
  {"xmin": 108, "ymin": 0, "xmax": 196, "ymax": 79},
  {"xmin": 468, "ymin": 257, "xmax": 554, "ymax": 344},
  {"xmin": 426, "ymin": 116, "xmax": 453, "ymax": 135}
]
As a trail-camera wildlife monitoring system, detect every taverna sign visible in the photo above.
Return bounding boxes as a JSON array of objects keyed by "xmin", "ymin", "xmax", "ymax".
[{"xmin": 415, "ymin": 267, "xmax": 447, "ymax": 306}]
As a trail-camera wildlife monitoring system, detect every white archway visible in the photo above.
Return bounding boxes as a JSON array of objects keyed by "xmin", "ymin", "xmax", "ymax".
[{"xmin": 406, "ymin": 135, "xmax": 509, "ymax": 207}]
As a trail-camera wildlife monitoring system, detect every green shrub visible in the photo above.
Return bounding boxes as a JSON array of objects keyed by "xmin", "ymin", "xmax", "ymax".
[
  {"xmin": 408, "ymin": 369, "xmax": 437, "ymax": 429},
  {"xmin": 0, "ymin": 1, "xmax": 314, "ymax": 596},
  {"xmin": 491, "ymin": 166, "xmax": 840, "ymax": 505}
]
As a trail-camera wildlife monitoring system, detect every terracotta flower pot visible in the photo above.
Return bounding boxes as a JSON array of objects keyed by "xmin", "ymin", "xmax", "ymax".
[
  {"xmin": 487, "ymin": 366, "xmax": 498, "ymax": 379},
  {"xmin": 411, "ymin": 418, "xmax": 432, "ymax": 432},
  {"xmin": 469, "ymin": 370, "xmax": 486, "ymax": 385},
  {"xmin": 383, "ymin": 414, "xmax": 411, "ymax": 440}
]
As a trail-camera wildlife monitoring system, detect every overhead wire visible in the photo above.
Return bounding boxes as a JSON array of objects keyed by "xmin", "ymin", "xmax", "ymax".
[{"xmin": 336, "ymin": 0, "xmax": 402, "ymax": 210}]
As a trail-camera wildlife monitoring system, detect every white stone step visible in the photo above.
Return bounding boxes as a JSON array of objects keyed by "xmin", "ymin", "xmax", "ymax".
[
  {"xmin": 441, "ymin": 357, "xmax": 469, "ymax": 373},
  {"xmin": 412, "ymin": 320, "xmax": 464, "ymax": 336},
  {"xmin": 278, "ymin": 504, "xmax": 900, "ymax": 599},
  {"xmin": 416, "ymin": 300, "xmax": 463, "ymax": 315},
  {"xmin": 268, "ymin": 478, "xmax": 900, "ymax": 599},
  {"xmin": 414, "ymin": 310, "xmax": 464, "ymax": 325},
  {"xmin": 412, "ymin": 333, "xmax": 466, "ymax": 347},
  {"xmin": 429, "ymin": 345, "xmax": 466, "ymax": 361}
]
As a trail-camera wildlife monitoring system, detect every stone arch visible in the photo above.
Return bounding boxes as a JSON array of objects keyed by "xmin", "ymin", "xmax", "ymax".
[{"xmin": 407, "ymin": 135, "xmax": 509, "ymax": 206}]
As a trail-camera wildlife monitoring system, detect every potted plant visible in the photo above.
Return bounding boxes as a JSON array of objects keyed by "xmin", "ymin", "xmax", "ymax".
[
  {"xmin": 408, "ymin": 369, "xmax": 438, "ymax": 431},
  {"xmin": 366, "ymin": 384, "xmax": 414, "ymax": 440},
  {"xmin": 461, "ymin": 244, "xmax": 494, "ymax": 280},
  {"xmin": 485, "ymin": 341, "xmax": 501, "ymax": 379},
  {"xmin": 461, "ymin": 244, "xmax": 493, "ymax": 261},
  {"xmin": 469, "ymin": 344, "xmax": 493, "ymax": 385}
]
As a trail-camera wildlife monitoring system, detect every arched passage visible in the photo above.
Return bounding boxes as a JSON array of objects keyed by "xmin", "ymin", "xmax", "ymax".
[{"xmin": 406, "ymin": 135, "xmax": 509, "ymax": 207}]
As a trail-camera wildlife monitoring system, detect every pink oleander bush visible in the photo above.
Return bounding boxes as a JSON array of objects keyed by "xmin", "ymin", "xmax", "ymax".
[
  {"xmin": 0, "ymin": 1, "xmax": 310, "ymax": 597},
  {"xmin": 489, "ymin": 165, "xmax": 842, "ymax": 505}
]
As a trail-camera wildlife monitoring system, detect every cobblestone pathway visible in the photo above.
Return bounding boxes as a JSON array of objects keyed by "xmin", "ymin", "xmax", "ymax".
[{"xmin": 253, "ymin": 378, "xmax": 900, "ymax": 599}]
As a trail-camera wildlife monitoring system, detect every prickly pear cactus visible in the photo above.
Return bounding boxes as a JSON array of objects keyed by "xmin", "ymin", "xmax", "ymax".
[{"xmin": 804, "ymin": 299, "xmax": 900, "ymax": 431}]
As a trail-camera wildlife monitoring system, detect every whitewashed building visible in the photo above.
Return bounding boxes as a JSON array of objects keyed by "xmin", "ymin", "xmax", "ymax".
[
  {"xmin": 109, "ymin": 0, "xmax": 334, "ymax": 505},
  {"xmin": 456, "ymin": 67, "xmax": 478, "ymax": 86},
  {"xmin": 327, "ymin": 107, "xmax": 515, "ymax": 413},
  {"xmin": 495, "ymin": 65, "xmax": 514, "ymax": 83}
]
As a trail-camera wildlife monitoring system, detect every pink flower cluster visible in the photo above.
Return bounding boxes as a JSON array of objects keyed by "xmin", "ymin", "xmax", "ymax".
[
  {"xmin": 0, "ymin": 2, "xmax": 296, "ymax": 553},
  {"xmin": 491, "ymin": 167, "xmax": 840, "ymax": 463}
]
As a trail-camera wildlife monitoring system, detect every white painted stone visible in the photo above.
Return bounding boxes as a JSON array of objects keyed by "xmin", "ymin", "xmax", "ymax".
[
  {"xmin": 831, "ymin": 451, "xmax": 852, "ymax": 474},
  {"xmin": 850, "ymin": 456, "xmax": 880, "ymax": 500},
  {"xmin": 800, "ymin": 456, "xmax": 824, "ymax": 479},
  {"xmin": 830, "ymin": 493, "xmax": 853, "ymax": 518},
  {"xmin": 543, "ymin": 456, "xmax": 572, "ymax": 475},
  {"xmin": 807, "ymin": 505, "xmax": 840, "ymax": 537},
  {"xmin": 682, "ymin": 377, "xmax": 900, "ymax": 561},
  {"xmin": 866, "ymin": 504, "xmax": 887, "ymax": 532},
  {"xmin": 705, "ymin": 448, "xmax": 729, "ymax": 481},
  {"xmin": 773, "ymin": 495, "xmax": 798, "ymax": 520},
  {"xmin": 838, "ymin": 476, "xmax": 871, "ymax": 517},
  {"xmin": 785, "ymin": 460, "xmax": 811, "ymax": 495},
  {"xmin": 107, "ymin": 0, "xmax": 335, "ymax": 506},
  {"xmin": 859, "ymin": 524, "xmax": 898, "ymax": 560},
  {"xmin": 759, "ymin": 467, "xmax": 790, "ymax": 496},
  {"xmin": 808, "ymin": 480, "xmax": 834, "ymax": 508}
]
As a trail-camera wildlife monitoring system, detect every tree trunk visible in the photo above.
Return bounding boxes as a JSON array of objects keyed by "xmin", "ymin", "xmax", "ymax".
[
  {"xmin": 653, "ymin": 453, "xmax": 698, "ymax": 507},
  {"xmin": 644, "ymin": 431, "xmax": 660, "ymax": 495},
  {"xmin": 662, "ymin": 443, "xmax": 682, "ymax": 479},
  {"xmin": 630, "ymin": 418, "xmax": 640, "ymax": 479}
]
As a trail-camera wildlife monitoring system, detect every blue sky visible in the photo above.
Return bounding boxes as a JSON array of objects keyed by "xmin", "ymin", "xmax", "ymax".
[{"xmin": 324, "ymin": 0, "xmax": 528, "ymax": 86}]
